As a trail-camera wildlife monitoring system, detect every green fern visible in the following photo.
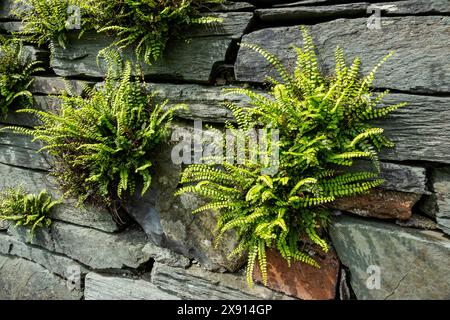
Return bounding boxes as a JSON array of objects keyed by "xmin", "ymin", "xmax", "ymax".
[
  {"xmin": 5, "ymin": 50, "xmax": 186, "ymax": 218},
  {"xmin": 0, "ymin": 36, "xmax": 43, "ymax": 120},
  {"xmin": 176, "ymin": 27, "xmax": 404, "ymax": 287},
  {"xmin": 14, "ymin": 0, "xmax": 223, "ymax": 63},
  {"xmin": 0, "ymin": 186, "xmax": 59, "ymax": 238}
]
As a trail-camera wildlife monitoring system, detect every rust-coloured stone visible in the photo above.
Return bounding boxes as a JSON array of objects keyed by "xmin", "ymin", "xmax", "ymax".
[
  {"xmin": 331, "ymin": 189, "xmax": 420, "ymax": 220},
  {"xmin": 254, "ymin": 248, "xmax": 340, "ymax": 300}
]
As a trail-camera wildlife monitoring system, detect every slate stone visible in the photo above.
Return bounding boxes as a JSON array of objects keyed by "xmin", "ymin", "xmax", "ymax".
[
  {"xmin": 0, "ymin": 233, "xmax": 88, "ymax": 279},
  {"xmin": 0, "ymin": 162, "xmax": 119, "ymax": 232},
  {"xmin": 256, "ymin": 1, "xmax": 450, "ymax": 23},
  {"xmin": 51, "ymin": 13, "xmax": 253, "ymax": 82},
  {"xmin": 151, "ymin": 263, "xmax": 294, "ymax": 300},
  {"xmin": 0, "ymin": 129, "xmax": 50, "ymax": 171},
  {"xmin": 84, "ymin": 272, "xmax": 180, "ymax": 300},
  {"xmin": 421, "ymin": 167, "xmax": 450, "ymax": 235},
  {"xmin": 329, "ymin": 215, "xmax": 450, "ymax": 299},
  {"xmin": 236, "ymin": 16, "xmax": 450, "ymax": 94},
  {"xmin": 8, "ymin": 222, "xmax": 151, "ymax": 270},
  {"xmin": 126, "ymin": 143, "xmax": 245, "ymax": 272},
  {"xmin": 0, "ymin": 254, "xmax": 82, "ymax": 300}
]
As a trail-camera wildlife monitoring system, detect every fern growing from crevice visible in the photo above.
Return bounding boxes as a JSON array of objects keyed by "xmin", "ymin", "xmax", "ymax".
[
  {"xmin": 5, "ymin": 50, "xmax": 186, "ymax": 220},
  {"xmin": 0, "ymin": 36, "xmax": 43, "ymax": 120},
  {"xmin": 0, "ymin": 186, "xmax": 59, "ymax": 237},
  {"xmin": 176, "ymin": 27, "xmax": 405, "ymax": 287},
  {"xmin": 13, "ymin": 0, "xmax": 88, "ymax": 49},
  {"xmin": 13, "ymin": 0, "xmax": 223, "ymax": 63}
]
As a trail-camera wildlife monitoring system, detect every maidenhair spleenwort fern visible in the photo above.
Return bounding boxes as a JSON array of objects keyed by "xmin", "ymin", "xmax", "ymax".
[
  {"xmin": 0, "ymin": 36, "xmax": 43, "ymax": 119},
  {"xmin": 176, "ymin": 27, "xmax": 405, "ymax": 287},
  {"xmin": 14, "ymin": 0, "xmax": 223, "ymax": 64},
  {"xmin": 0, "ymin": 186, "xmax": 59, "ymax": 238},
  {"xmin": 4, "ymin": 50, "xmax": 186, "ymax": 220}
]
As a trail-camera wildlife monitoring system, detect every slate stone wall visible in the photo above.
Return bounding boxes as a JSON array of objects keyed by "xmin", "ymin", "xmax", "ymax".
[{"xmin": 0, "ymin": 0, "xmax": 449, "ymax": 300}]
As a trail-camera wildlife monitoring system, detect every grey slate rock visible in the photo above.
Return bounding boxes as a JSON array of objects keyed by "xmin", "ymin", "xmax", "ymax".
[
  {"xmin": 0, "ymin": 254, "xmax": 82, "ymax": 300},
  {"xmin": 422, "ymin": 167, "xmax": 450, "ymax": 235},
  {"xmin": 350, "ymin": 161, "xmax": 427, "ymax": 194},
  {"xmin": 0, "ymin": 233, "xmax": 88, "ymax": 279},
  {"xmin": 256, "ymin": 3, "xmax": 367, "ymax": 22},
  {"xmin": 256, "ymin": 1, "xmax": 450, "ymax": 23},
  {"xmin": 84, "ymin": 272, "xmax": 180, "ymax": 300},
  {"xmin": 127, "ymin": 143, "xmax": 245, "ymax": 272},
  {"xmin": 0, "ymin": 129, "xmax": 50, "ymax": 171},
  {"xmin": 8, "ymin": 222, "xmax": 151, "ymax": 270},
  {"xmin": 329, "ymin": 215, "xmax": 450, "ymax": 300},
  {"xmin": 236, "ymin": 16, "xmax": 450, "ymax": 94},
  {"xmin": 151, "ymin": 263, "xmax": 295, "ymax": 300},
  {"xmin": 0, "ymin": 163, "xmax": 119, "ymax": 232},
  {"xmin": 51, "ymin": 13, "xmax": 253, "ymax": 82},
  {"xmin": 142, "ymin": 242, "xmax": 191, "ymax": 269}
]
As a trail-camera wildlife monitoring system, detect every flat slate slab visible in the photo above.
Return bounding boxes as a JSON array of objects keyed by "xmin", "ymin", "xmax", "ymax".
[
  {"xmin": 84, "ymin": 272, "xmax": 179, "ymax": 300},
  {"xmin": 236, "ymin": 16, "xmax": 450, "ymax": 94},
  {"xmin": 8, "ymin": 222, "xmax": 151, "ymax": 270},
  {"xmin": 51, "ymin": 13, "xmax": 253, "ymax": 82},
  {"xmin": 0, "ymin": 254, "xmax": 82, "ymax": 300},
  {"xmin": 329, "ymin": 215, "xmax": 450, "ymax": 299},
  {"xmin": 0, "ymin": 162, "xmax": 119, "ymax": 232}
]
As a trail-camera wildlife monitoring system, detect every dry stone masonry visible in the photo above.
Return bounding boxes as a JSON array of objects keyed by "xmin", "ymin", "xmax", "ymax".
[{"xmin": 0, "ymin": 0, "xmax": 449, "ymax": 300}]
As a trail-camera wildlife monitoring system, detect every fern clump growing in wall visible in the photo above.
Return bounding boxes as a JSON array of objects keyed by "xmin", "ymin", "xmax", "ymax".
[
  {"xmin": 14, "ymin": 0, "xmax": 223, "ymax": 63},
  {"xmin": 0, "ymin": 186, "xmax": 59, "ymax": 236},
  {"xmin": 8, "ymin": 52, "xmax": 185, "ymax": 219},
  {"xmin": 176, "ymin": 27, "xmax": 405, "ymax": 286},
  {"xmin": 13, "ymin": 0, "xmax": 88, "ymax": 49},
  {"xmin": 0, "ymin": 36, "xmax": 43, "ymax": 119},
  {"xmin": 89, "ymin": 0, "xmax": 224, "ymax": 64}
]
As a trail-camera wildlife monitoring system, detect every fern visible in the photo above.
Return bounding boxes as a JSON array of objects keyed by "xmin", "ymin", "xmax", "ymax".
[
  {"xmin": 5, "ymin": 51, "xmax": 186, "ymax": 219},
  {"xmin": 0, "ymin": 36, "xmax": 43, "ymax": 120},
  {"xmin": 0, "ymin": 186, "xmax": 59, "ymax": 238},
  {"xmin": 14, "ymin": 0, "xmax": 223, "ymax": 63},
  {"xmin": 176, "ymin": 27, "xmax": 404, "ymax": 287},
  {"xmin": 90, "ymin": 0, "xmax": 223, "ymax": 64}
]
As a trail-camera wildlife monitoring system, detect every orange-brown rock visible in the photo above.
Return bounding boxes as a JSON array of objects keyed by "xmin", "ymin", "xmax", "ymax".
[
  {"xmin": 254, "ymin": 248, "xmax": 340, "ymax": 300},
  {"xmin": 331, "ymin": 189, "xmax": 420, "ymax": 220}
]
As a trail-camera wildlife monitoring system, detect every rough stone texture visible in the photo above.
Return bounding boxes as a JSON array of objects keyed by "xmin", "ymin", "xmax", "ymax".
[
  {"xmin": 0, "ymin": 21, "xmax": 23, "ymax": 32},
  {"xmin": 127, "ymin": 143, "xmax": 244, "ymax": 272},
  {"xmin": 151, "ymin": 263, "xmax": 294, "ymax": 300},
  {"xmin": 422, "ymin": 167, "xmax": 450, "ymax": 235},
  {"xmin": 30, "ymin": 76, "xmax": 88, "ymax": 96},
  {"xmin": 256, "ymin": 3, "xmax": 367, "ymax": 22},
  {"xmin": 85, "ymin": 272, "xmax": 180, "ymax": 300},
  {"xmin": 329, "ymin": 215, "xmax": 450, "ymax": 300},
  {"xmin": 0, "ymin": 233, "xmax": 88, "ymax": 278},
  {"xmin": 0, "ymin": 220, "xmax": 9, "ymax": 230},
  {"xmin": 377, "ymin": 94, "xmax": 450, "ymax": 164},
  {"xmin": 211, "ymin": 1, "xmax": 255, "ymax": 11},
  {"xmin": 142, "ymin": 242, "xmax": 191, "ymax": 269},
  {"xmin": 0, "ymin": 129, "xmax": 50, "ymax": 171},
  {"xmin": 21, "ymin": 80, "xmax": 450, "ymax": 164},
  {"xmin": 256, "ymin": 1, "xmax": 450, "ymax": 22},
  {"xmin": 332, "ymin": 189, "xmax": 420, "ymax": 220},
  {"xmin": 0, "ymin": 163, "xmax": 119, "ymax": 232},
  {"xmin": 8, "ymin": 222, "xmax": 150, "ymax": 270},
  {"xmin": 350, "ymin": 160, "xmax": 427, "ymax": 194},
  {"xmin": 236, "ymin": 16, "xmax": 450, "ymax": 94},
  {"xmin": 0, "ymin": 254, "xmax": 82, "ymax": 300},
  {"xmin": 395, "ymin": 214, "xmax": 438, "ymax": 231},
  {"xmin": 51, "ymin": 13, "xmax": 253, "ymax": 81},
  {"xmin": 254, "ymin": 248, "xmax": 340, "ymax": 300},
  {"xmin": 0, "ymin": 0, "xmax": 29, "ymax": 20}
]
